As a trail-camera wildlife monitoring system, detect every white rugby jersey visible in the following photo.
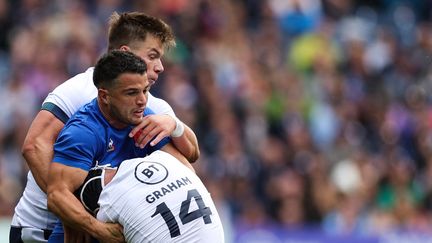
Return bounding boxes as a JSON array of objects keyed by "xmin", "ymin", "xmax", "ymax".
[
  {"xmin": 12, "ymin": 67, "xmax": 176, "ymax": 231},
  {"xmin": 97, "ymin": 151, "xmax": 224, "ymax": 243}
]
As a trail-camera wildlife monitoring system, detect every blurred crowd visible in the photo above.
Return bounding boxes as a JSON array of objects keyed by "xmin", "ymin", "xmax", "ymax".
[{"xmin": 2, "ymin": 0, "xmax": 432, "ymax": 241}]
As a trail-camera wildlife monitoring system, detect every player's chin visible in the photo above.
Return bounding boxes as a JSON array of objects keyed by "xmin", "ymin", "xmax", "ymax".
[
  {"xmin": 148, "ymin": 79, "xmax": 156, "ymax": 87},
  {"xmin": 130, "ymin": 116, "xmax": 143, "ymax": 125}
]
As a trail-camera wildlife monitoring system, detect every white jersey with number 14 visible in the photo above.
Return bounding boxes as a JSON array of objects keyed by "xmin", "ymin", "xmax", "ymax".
[{"xmin": 97, "ymin": 151, "xmax": 225, "ymax": 243}]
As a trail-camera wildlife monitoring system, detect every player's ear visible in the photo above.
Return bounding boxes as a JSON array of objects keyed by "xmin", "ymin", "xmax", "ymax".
[
  {"xmin": 98, "ymin": 88, "xmax": 110, "ymax": 105},
  {"xmin": 119, "ymin": 45, "xmax": 131, "ymax": 52}
]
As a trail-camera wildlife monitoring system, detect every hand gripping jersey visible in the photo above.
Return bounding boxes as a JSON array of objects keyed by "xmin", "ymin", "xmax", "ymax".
[
  {"xmin": 12, "ymin": 67, "xmax": 176, "ymax": 238},
  {"xmin": 97, "ymin": 151, "xmax": 225, "ymax": 243}
]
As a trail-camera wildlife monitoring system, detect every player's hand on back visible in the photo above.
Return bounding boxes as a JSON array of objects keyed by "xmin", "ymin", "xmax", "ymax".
[{"xmin": 130, "ymin": 114, "xmax": 176, "ymax": 148}]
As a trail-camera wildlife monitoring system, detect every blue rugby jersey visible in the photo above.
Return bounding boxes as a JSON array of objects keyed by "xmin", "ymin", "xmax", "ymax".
[{"xmin": 50, "ymin": 98, "xmax": 170, "ymax": 239}]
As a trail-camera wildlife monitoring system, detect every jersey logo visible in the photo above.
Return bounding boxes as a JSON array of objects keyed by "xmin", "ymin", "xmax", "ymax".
[
  {"xmin": 135, "ymin": 161, "xmax": 168, "ymax": 185},
  {"xmin": 107, "ymin": 138, "xmax": 115, "ymax": 152}
]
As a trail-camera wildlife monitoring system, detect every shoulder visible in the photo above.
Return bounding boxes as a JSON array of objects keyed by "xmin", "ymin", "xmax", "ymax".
[
  {"xmin": 146, "ymin": 92, "xmax": 175, "ymax": 116},
  {"xmin": 58, "ymin": 122, "xmax": 98, "ymax": 145},
  {"xmin": 61, "ymin": 100, "xmax": 103, "ymax": 141},
  {"xmin": 43, "ymin": 68, "xmax": 97, "ymax": 119},
  {"xmin": 146, "ymin": 150, "xmax": 177, "ymax": 162},
  {"xmin": 46, "ymin": 68, "xmax": 94, "ymax": 99}
]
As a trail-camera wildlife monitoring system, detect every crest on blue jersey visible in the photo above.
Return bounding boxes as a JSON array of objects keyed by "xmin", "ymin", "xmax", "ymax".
[{"xmin": 107, "ymin": 138, "xmax": 115, "ymax": 152}]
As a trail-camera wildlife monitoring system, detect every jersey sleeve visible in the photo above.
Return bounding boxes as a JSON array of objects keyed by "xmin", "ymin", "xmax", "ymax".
[
  {"xmin": 41, "ymin": 102, "xmax": 70, "ymax": 124},
  {"xmin": 147, "ymin": 93, "xmax": 175, "ymax": 117},
  {"xmin": 42, "ymin": 68, "xmax": 97, "ymax": 123},
  {"xmin": 53, "ymin": 124, "xmax": 100, "ymax": 171}
]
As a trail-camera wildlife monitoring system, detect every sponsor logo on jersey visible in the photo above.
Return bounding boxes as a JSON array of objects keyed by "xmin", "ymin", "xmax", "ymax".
[{"xmin": 135, "ymin": 161, "xmax": 168, "ymax": 185}]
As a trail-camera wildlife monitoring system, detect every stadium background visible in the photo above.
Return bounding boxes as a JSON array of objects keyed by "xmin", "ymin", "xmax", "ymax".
[{"xmin": 1, "ymin": 0, "xmax": 432, "ymax": 242}]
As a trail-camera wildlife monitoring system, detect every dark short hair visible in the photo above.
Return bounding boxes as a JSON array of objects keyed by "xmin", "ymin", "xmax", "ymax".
[
  {"xmin": 93, "ymin": 50, "xmax": 147, "ymax": 89},
  {"xmin": 108, "ymin": 12, "xmax": 176, "ymax": 51}
]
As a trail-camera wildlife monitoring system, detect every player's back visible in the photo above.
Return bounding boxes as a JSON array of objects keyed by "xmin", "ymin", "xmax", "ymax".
[{"xmin": 97, "ymin": 151, "xmax": 224, "ymax": 243}]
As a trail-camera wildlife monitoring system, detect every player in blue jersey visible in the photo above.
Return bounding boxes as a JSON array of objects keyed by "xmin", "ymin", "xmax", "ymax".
[
  {"xmin": 11, "ymin": 12, "xmax": 199, "ymax": 243},
  {"xmin": 46, "ymin": 51, "xmax": 192, "ymax": 243}
]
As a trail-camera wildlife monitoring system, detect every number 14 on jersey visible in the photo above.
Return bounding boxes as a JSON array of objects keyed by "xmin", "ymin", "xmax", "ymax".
[{"xmin": 151, "ymin": 189, "xmax": 213, "ymax": 238}]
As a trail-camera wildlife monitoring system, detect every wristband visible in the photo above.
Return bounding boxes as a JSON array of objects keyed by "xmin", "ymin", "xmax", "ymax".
[{"xmin": 171, "ymin": 116, "xmax": 185, "ymax": 137}]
